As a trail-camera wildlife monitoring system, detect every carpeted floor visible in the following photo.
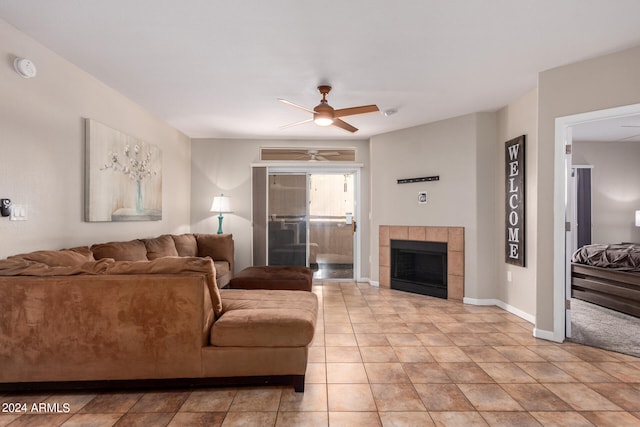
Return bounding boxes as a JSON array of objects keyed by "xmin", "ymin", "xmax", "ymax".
[{"xmin": 570, "ymin": 298, "xmax": 640, "ymax": 358}]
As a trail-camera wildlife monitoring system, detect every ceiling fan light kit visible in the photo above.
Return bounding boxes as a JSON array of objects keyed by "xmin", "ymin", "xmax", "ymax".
[
  {"xmin": 314, "ymin": 116, "xmax": 333, "ymax": 126},
  {"xmin": 313, "ymin": 113, "xmax": 333, "ymax": 126},
  {"xmin": 279, "ymin": 85, "xmax": 379, "ymax": 133}
]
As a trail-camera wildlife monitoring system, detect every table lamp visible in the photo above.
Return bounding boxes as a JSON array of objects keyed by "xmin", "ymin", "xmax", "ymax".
[{"xmin": 210, "ymin": 194, "xmax": 232, "ymax": 234}]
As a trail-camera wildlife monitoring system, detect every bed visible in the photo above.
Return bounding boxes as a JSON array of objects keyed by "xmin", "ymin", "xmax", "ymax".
[{"xmin": 571, "ymin": 243, "xmax": 640, "ymax": 318}]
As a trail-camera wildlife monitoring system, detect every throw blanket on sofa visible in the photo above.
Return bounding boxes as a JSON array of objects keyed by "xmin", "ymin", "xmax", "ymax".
[{"xmin": 572, "ymin": 243, "xmax": 640, "ymax": 272}]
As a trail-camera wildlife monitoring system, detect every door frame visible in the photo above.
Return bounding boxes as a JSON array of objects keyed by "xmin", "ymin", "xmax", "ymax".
[
  {"xmin": 252, "ymin": 163, "xmax": 363, "ymax": 280},
  {"xmin": 553, "ymin": 102, "xmax": 640, "ymax": 342}
]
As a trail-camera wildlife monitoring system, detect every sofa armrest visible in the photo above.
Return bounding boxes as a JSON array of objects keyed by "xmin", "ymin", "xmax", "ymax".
[{"xmin": 195, "ymin": 234, "xmax": 235, "ymax": 276}]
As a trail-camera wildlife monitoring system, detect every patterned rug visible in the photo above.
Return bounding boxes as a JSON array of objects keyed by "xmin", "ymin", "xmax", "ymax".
[{"xmin": 570, "ymin": 298, "xmax": 640, "ymax": 358}]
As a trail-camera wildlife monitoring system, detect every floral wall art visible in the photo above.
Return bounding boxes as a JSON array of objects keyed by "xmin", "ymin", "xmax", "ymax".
[{"xmin": 85, "ymin": 119, "xmax": 162, "ymax": 222}]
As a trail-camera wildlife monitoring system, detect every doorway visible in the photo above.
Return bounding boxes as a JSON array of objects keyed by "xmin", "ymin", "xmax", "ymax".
[
  {"xmin": 308, "ymin": 173, "xmax": 356, "ymax": 279},
  {"xmin": 554, "ymin": 103, "xmax": 640, "ymax": 343}
]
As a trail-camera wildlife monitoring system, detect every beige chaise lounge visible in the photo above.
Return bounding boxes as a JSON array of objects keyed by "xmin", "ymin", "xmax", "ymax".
[{"xmin": 0, "ymin": 233, "xmax": 318, "ymax": 392}]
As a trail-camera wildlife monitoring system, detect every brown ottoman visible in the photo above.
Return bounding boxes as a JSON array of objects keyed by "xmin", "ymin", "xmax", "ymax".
[{"xmin": 228, "ymin": 266, "xmax": 313, "ymax": 291}]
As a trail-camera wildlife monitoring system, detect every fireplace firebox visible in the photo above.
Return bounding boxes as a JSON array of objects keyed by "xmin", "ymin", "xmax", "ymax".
[{"xmin": 390, "ymin": 240, "xmax": 447, "ymax": 298}]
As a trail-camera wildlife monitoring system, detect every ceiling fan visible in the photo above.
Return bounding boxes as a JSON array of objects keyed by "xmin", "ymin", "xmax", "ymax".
[
  {"xmin": 260, "ymin": 147, "xmax": 356, "ymax": 162},
  {"xmin": 279, "ymin": 85, "xmax": 379, "ymax": 133},
  {"xmin": 289, "ymin": 149, "xmax": 341, "ymax": 161}
]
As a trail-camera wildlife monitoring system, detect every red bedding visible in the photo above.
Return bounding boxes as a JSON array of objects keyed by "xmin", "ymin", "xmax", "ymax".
[{"xmin": 572, "ymin": 243, "xmax": 640, "ymax": 272}]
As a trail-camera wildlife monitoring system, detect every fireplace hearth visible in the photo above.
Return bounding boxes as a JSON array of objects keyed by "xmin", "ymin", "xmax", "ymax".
[{"xmin": 391, "ymin": 239, "xmax": 447, "ymax": 298}]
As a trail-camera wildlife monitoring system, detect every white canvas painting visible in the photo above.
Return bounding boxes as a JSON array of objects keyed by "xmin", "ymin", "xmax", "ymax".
[{"xmin": 85, "ymin": 119, "xmax": 162, "ymax": 222}]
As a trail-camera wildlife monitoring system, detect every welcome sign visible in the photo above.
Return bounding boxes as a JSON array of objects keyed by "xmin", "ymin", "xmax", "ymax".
[{"xmin": 505, "ymin": 135, "xmax": 525, "ymax": 266}]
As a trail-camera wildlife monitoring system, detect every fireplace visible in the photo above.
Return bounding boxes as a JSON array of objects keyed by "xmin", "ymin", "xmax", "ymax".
[
  {"xmin": 390, "ymin": 239, "xmax": 447, "ymax": 298},
  {"xmin": 379, "ymin": 226, "xmax": 464, "ymax": 300}
]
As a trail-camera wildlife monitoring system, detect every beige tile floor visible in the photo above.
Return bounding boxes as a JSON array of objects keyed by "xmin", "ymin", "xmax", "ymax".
[{"xmin": 1, "ymin": 281, "xmax": 639, "ymax": 426}]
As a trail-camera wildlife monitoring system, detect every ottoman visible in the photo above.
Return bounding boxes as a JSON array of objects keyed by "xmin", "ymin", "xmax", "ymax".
[{"xmin": 228, "ymin": 265, "xmax": 313, "ymax": 291}]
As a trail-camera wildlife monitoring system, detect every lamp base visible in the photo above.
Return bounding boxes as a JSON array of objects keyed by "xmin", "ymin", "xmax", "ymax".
[{"xmin": 217, "ymin": 214, "xmax": 224, "ymax": 234}]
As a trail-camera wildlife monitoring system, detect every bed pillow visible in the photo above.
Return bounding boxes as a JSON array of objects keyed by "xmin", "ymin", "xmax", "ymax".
[{"xmin": 91, "ymin": 239, "xmax": 148, "ymax": 261}]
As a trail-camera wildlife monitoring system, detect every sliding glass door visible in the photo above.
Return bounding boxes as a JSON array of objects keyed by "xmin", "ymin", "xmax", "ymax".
[
  {"xmin": 268, "ymin": 173, "xmax": 309, "ymax": 266},
  {"xmin": 308, "ymin": 173, "xmax": 355, "ymax": 279},
  {"xmin": 254, "ymin": 167, "xmax": 357, "ymax": 280}
]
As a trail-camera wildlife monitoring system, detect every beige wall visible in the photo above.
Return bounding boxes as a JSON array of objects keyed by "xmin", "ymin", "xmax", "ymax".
[
  {"xmin": 190, "ymin": 138, "xmax": 370, "ymax": 276},
  {"xmin": 572, "ymin": 141, "xmax": 640, "ymax": 244},
  {"xmin": 369, "ymin": 113, "xmax": 497, "ymax": 299},
  {"xmin": 537, "ymin": 45, "xmax": 640, "ymax": 333},
  {"xmin": 0, "ymin": 19, "xmax": 191, "ymax": 258},
  {"xmin": 495, "ymin": 89, "xmax": 538, "ymax": 318},
  {"xmin": 6, "ymin": 11, "xmax": 640, "ymax": 337}
]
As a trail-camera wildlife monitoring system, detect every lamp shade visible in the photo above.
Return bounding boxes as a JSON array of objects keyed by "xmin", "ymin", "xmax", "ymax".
[
  {"xmin": 636, "ymin": 210, "xmax": 640, "ymax": 227},
  {"xmin": 210, "ymin": 195, "xmax": 232, "ymax": 213}
]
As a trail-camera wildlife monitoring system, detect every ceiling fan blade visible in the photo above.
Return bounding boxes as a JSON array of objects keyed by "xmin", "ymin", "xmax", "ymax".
[
  {"xmin": 334, "ymin": 104, "xmax": 379, "ymax": 118},
  {"xmin": 278, "ymin": 98, "xmax": 316, "ymax": 114},
  {"xmin": 279, "ymin": 118, "xmax": 313, "ymax": 130},
  {"xmin": 332, "ymin": 119, "xmax": 358, "ymax": 133}
]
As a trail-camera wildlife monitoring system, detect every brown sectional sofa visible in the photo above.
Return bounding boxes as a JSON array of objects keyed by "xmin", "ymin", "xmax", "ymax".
[
  {"xmin": 90, "ymin": 233, "xmax": 235, "ymax": 288},
  {"xmin": 0, "ymin": 233, "xmax": 318, "ymax": 392}
]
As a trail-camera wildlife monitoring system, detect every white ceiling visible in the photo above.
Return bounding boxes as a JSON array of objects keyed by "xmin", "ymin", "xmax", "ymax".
[
  {"xmin": 572, "ymin": 115, "xmax": 640, "ymax": 143},
  {"xmin": 3, "ymin": 0, "xmax": 640, "ymax": 140}
]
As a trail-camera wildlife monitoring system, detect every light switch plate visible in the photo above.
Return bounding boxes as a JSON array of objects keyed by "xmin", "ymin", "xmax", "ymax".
[{"xmin": 10, "ymin": 204, "xmax": 27, "ymax": 221}]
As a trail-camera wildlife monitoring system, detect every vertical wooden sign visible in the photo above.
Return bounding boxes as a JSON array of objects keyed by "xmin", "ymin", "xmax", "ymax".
[{"xmin": 505, "ymin": 135, "xmax": 525, "ymax": 266}]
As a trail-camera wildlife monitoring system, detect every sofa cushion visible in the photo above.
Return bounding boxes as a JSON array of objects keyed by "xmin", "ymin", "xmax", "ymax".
[
  {"xmin": 196, "ymin": 234, "xmax": 233, "ymax": 263},
  {"xmin": 171, "ymin": 234, "xmax": 198, "ymax": 257},
  {"xmin": 8, "ymin": 247, "xmax": 95, "ymax": 267},
  {"xmin": 213, "ymin": 261, "xmax": 230, "ymax": 278},
  {"xmin": 104, "ymin": 257, "xmax": 223, "ymax": 317},
  {"xmin": 144, "ymin": 235, "xmax": 179, "ymax": 260},
  {"xmin": 211, "ymin": 289, "xmax": 317, "ymax": 347},
  {"xmin": 91, "ymin": 240, "xmax": 148, "ymax": 261},
  {"xmin": 0, "ymin": 258, "xmax": 113, "ymax": 276}
]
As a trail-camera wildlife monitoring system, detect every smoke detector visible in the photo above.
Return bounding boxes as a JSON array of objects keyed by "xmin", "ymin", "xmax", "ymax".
[{"xmin": 13, "ymin": 57, "xmax": 37, "ymax": 79}]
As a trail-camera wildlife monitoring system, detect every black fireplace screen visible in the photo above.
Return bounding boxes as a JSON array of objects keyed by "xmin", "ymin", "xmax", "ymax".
[{"xmin": 390, "ymin": 240, "xmax": 447, "ymax": 298}]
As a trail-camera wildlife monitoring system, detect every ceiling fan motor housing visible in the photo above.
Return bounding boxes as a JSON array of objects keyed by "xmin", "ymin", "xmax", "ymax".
[{"xmin": 314, "ymin": 103, "xmax": 335, "ymax": 124}]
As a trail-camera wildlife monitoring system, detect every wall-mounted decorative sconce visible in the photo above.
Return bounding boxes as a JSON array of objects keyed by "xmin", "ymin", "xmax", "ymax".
[
  {"xmin": 210, "ymin": 194, "xmax": 232, "ymax": 234},
  {"xmin": 13, "ymin": 57, "xmax": 37, "ymax": 79}
]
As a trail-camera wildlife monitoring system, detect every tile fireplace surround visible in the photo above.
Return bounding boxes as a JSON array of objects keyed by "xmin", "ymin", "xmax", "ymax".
[{"xmin": 379, "ymin": 226, "xmax": 464, "ymax": 300}]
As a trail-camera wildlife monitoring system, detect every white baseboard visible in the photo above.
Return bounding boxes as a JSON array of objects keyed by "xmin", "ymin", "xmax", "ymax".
[{"xmin": 463, "ymin": 297, "xmax": 535, "ymax": 324}]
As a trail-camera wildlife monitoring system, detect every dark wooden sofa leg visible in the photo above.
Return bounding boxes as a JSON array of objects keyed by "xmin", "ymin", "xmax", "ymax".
[{"xmin": 292, "ymin": 375, "xmax": 305, "ymax": 392}]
